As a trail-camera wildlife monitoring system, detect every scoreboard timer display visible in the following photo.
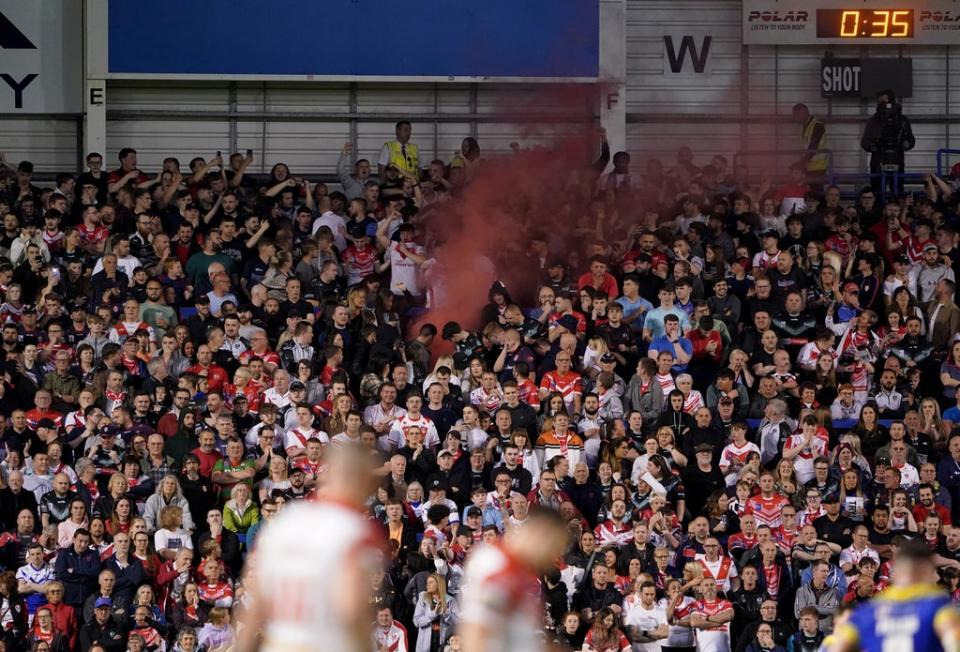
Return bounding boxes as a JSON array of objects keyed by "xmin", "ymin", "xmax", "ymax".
[{"xmin": 743, "ymin": 0, "xmax": 959, "ymax": 44}]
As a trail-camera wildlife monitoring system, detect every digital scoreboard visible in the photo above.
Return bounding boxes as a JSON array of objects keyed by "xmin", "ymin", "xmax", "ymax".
[{"xmin": 743, "ymin": 0, "xmax": 959, "ymax": 45}]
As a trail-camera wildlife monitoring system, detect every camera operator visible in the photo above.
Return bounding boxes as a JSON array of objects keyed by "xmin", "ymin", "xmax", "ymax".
[{"xmin": 861, "ymin": 89, "xmax": 915, "ymax": 195}]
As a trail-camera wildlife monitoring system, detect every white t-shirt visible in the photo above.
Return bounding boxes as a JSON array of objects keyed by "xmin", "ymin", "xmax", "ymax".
[
  {"xmin": 93, "ymin": 254, "xmax": 141, "ymax": 279},
  {"xmin": 389, "ymin": 241, "xmax": 425, "ymax": 296},
  {"xmin": 622, "ymin": 596, "xmax": 668, "ymax": 652},
  {"xmin": 311, "ymin": 212, "xmax": 348, "ymax": 251}
]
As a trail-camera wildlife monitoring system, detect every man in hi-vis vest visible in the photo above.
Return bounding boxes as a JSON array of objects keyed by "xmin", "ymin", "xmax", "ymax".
[
  {"xmin": 379, "ymin": 120, "xmax": 420, "ymax": 178},
  {"xmin": 792, "ymin": 103, "xmax": 828, "ymax": 179}
]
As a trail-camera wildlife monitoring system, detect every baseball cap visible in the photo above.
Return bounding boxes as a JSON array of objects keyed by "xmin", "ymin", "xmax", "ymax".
[
  {"xmin": 895, "ymin": 254, "xmax": 911, "ymax": 265},
  {"xmin": 761, "ymin": 229, "xmax": 779, "ymax": 239},
  {"xmin": 437, "ymin": 449, "xmax": 453, "ymax": 459},
  {"xmin": 94, "ymin": 597, "xmax": 112, "ymax": 609},
  {"xmin": 21, "ymin": 304, "xmax": 36, "ymax": 314},
  {"xmin": 289, "ymin": 380, "xmax": 306, "ymax": 391},
  {"xmin": 923, "ymin": 242, "xmax": 939, "ymax": 252},
  {"xmin": 600, "ymin": 353, "xmax": 616, "ymax": 364},
  {"xmin": 695, "ymin": 443, "xmax": 714, "ymax": 453},
  {"xmin": 426, "ymin": 475, "xmax": 449, "ymax": 493},
  {"xmin": 843, "ymin": 282, "xmax": 859, "ymax": 293},
  {"xmin": 466, "ymin": 506, "xmax": 482, "ymax": 518},
  {"xmin": 36, "ymin": 418, "xmax": 57, "ymax": 430}
]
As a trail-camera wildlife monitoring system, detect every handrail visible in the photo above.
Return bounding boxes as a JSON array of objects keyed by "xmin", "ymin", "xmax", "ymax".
[{"xmin": 937, "ymin": 148, "xmax": 960, "ymax": 177}]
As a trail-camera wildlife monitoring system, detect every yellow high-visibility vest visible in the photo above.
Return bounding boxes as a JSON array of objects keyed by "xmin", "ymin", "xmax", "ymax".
[
  {"xmin": 802, "ymin": 117, "xmax": 828, "ymax": 173},
  {"xmin": 385, "ymin": 141, "xmax": 419, "ymax": 174}
]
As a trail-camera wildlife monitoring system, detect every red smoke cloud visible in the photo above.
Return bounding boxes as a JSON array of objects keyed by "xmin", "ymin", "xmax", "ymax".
[{"xmin": 412, "ymin": 85, "xmax": 607, "ymax": 347}]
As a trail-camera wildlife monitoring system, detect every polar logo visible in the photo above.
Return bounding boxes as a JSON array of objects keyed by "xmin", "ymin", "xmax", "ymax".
[
  {"xmin": 0, "ymin": 10, "xmax": 36, "ymax": 49},
  {"xmin": 746, "ymin": 10, "xmax": 809, "ymax": 22}
]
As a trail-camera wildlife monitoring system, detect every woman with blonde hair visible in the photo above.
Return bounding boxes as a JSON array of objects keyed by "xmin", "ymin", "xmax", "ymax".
[
  {"xmin": 582, "ymin": 337, "xmax": 609, "ymax": 379},
  {"xmin": 144, "ymin": 475, "xmax": 195, "ymax": 533},
  {"xmin": 346, "ymin": 286, "xmax": 368, "ymax": 321},
  {"xmin": 258, "ymin": 455, "xmax": 291, "ymax": 502},
  {"xmin": 154, "ymin": 505, "xmax": 193, "ymax": 561},
  {"xmin": 222, "ymin": 483, "xmax": 259, "ymax": 544},
  {"xmin": 413, "ymin": 573, "xmax": 459, "ymax": 652},
  {"xmin": 261, "ymin": 250, "xmax": 294, "ymax": 301},
  {"xmin": 918, "ymin": 397, "xmax": 948, "ymax": 445},
  {"xmin": 197, "ymin": 606, "xmax": 235, "ymax": 651}
]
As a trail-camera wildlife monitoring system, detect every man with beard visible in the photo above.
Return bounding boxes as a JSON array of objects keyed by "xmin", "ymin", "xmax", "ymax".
[{"xmin": 184, "ymin": 227, "xmax": 234, "ymax": 287}]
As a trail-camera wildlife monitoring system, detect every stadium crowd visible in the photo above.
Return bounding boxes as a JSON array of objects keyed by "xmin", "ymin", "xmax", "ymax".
[{"xmin": 0, "ymin": 120, "xmax": 958, "ymax": 652}]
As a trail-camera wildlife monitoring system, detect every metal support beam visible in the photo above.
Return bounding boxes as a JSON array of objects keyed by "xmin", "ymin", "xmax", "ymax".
[
  {"xmin": 105, "ymin": 110, "xmax": 597, "ymax": 123},
  {"xmin": 228, "ymin": 82, "xmax": 238, "ymax": 154}
]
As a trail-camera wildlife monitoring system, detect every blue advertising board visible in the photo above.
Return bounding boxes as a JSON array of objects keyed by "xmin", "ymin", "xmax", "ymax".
[{"xmin": 107, "ymin": 0, "xmax": 599, "ymax": 80}]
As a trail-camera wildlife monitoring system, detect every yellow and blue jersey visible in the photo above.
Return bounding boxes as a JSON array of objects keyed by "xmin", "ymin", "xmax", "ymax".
[{"xmin": 835, "ymin": 584, "xmax": 959, "ymax": 652}]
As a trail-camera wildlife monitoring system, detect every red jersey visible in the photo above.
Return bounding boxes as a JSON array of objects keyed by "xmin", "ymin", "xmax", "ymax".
[
  {"xmin": 239, "ymin": 349, "xmax": 281, "ymax": 369},
  {"xmin": 341, "ymin": 244, "xmax": 377, "ymax": 282},
  {"xmin": 745, "ymin": 493, "xmax": 790, "ymax": 529},
  {"xmin": 198, "ymin": 580, "xmax": 233, "ymax": 607},
  {"xmin": 539, "ymin": 370, "xmax": 583, "ymax": 410},
  {"xmin": 191, "ymin": 447, "xmax": 223, "ymax": 479},
  {"xmin": 517, "ymin": 378, "xmax": 540, "ymax": 409},
  {"xmin": 25, "ymin": 408, "xmax": 63, "ymax": 431},
  {"xmin": 185, "ymin": 363, "xmax": 228, "ymax": 393},
  {"xmin": 77, "ymin": 223, "xmax": 109, "ymax": 248}
]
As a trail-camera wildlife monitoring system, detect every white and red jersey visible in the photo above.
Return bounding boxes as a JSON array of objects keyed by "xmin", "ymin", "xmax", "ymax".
[
  {"xmin": 108, "ymin": 320, "xmax": 155, "ymax": 344},
  {"xmin": 719, "ymin": 441, "xmax": 759, "ymax": 483},
  {"xmin": 797, "ymin": 505, "xmax": 825, "ymax": 528},
  {"xmin": 198, "ymin": 580, "xmax": 233, "ymax": 608},
  {"xmin": 341, "ymin": 244, "xmax": 377, "ymax": 284},
  {"xmin": 385, "ymin": 413, "xmax": 440, "ymax": 450},
  {"xmin": 797, "ymin": 342, "xmax": 834, "ymax": 369},
  {"xmin": 682, "ymin": 390, "xmax": 704, "ymax": 414},
  {"xmin": 698, "ymin": 556, "xmax": 738, "ymax": 593},
  {"xmin": 372, "ymin": 620, "xmax": 408, "ymax": 652},
  {"xmin": 752, "ymin": 249, "xmax": 780, "ymax": 271},
  {"xmin": 470, "ymin": 385, "xmax": 503, "ymax": 414},
  {"xmin": 783, "ymin": 429, "xmax": 829, "ymax": 483},
  {"xmin": 253, "ymin": 499, "xmax": 383, "ymax": 652},
  {"xmin": 653, "ymin": 372, "xmax": 676, "ymax": 395},
  {"xmin": 594, "ymin": 519, "xmax": 633, "ymax": 547},
  {"xmin": 283, "ymin": 427, "xmax": 330, "ymax": 453},
  {"xmin": 539, "ymin": 370, "xmax": 583, "ymax": 411},
  {"xmin": 775, "ymin": 526, "xmax": 798, "ymax": 555},
  {"xmin": 839, "ymin": 544, "xmax": 880, "ymax": 571},
  {"xmin": 745, "ymin": 493, "xmax": 790, "ymax": 529},
  {"xmin": 292, "ymin": 456, "xmax": 328, "ymax": 480},
  {"xmin": 691, "ymin": 597, "xmax": 733, "ymax": 652},
  {"xmin": 461, "ymin": 543, "xmax": 545, "ymax": 652},
  {"xmin": 663, "ymin": 595, "xmax": 696, "ymax": 648},
  {"xmin": 761, "ymin": 562, "xmax": 781, "ymax": 598},
  {"xmin": 517, "ymin": 378, "xmax": 540, "ymax": 409}
]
